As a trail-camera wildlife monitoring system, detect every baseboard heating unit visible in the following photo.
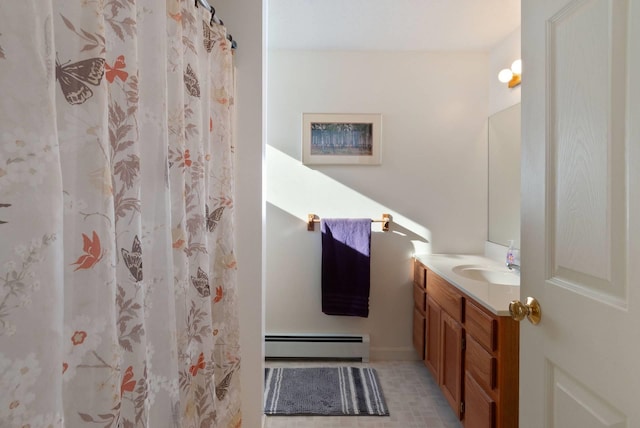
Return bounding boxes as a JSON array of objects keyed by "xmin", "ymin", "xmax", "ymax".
[{"xmin": 265, "ymin": 333, "xmax": 370, "ymax": 362}]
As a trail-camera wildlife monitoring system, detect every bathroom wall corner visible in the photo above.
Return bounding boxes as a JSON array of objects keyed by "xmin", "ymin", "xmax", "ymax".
[{"xmin": 485, "ymin": 240, "xmax": 510, "ymax": 264}]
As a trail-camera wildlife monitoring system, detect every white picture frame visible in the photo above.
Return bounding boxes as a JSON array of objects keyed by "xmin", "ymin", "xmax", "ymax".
[{"xmin": 302, "ymin": 113, "xmax": 382, "ymax": 165}]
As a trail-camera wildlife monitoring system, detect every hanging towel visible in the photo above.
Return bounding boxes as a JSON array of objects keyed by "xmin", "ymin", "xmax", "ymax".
[{"xmin": 321, "ymin": 218, "xmax": 371, "ymax": 317}]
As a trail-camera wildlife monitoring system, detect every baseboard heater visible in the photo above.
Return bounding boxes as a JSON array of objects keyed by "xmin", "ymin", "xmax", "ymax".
[{"xmin": 265, "ymin": 333, "xmax": 370, "ymax": 362}]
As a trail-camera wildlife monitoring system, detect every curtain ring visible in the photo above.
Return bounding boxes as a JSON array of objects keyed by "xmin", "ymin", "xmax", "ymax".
[{"xmin": 209, "ymin": 7, "xmax": 216, "ymax": 26}]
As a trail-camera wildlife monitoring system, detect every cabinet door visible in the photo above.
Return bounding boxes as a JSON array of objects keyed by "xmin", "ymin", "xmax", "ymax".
[
  {"xmin": 464, "ymin": 372, "xmax": 495, "ymax": 428},
  {"xmin": 424, "ymin": 296, "xmax": 441, "ymax": 378},
  {"xmin": 440, "ymin": 310, "xmax": 463, "ymax": 419},
  {"xmin": 413, "ymin": 259, "xmax": 426, "ymax": 288},
  {"xmin": 413, "ymin": 282, "xmax": 426, "ymax": 313},
  {"xmin": 413, "ymin": 307, "xmax": 425, "ymax": 359}
]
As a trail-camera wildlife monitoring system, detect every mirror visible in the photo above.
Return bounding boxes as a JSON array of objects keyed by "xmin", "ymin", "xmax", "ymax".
[{"xmin": 488, "ymin": 103, "xmax": 521, "ymax": 248}]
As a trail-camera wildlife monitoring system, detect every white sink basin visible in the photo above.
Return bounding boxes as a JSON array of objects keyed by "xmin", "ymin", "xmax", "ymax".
[{"xmin": 452, "ymin": 265, "xmax": 520, "ymax": 286}]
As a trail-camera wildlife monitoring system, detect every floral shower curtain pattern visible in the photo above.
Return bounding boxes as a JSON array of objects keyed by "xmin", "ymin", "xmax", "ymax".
[{"xmin": 0, "ymin": 0, "xmax": 241, "ymax": 427}]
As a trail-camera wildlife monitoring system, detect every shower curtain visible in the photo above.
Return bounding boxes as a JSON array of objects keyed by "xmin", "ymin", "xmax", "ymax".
[{"xmin": 0, "ymin": 0, "xmax": 241, "ymax": 427}]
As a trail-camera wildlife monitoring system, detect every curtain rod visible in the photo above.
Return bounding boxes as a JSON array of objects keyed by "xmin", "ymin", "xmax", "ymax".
[{"xmin": 196, "ymin": 0, "xmax": 238, "ymax": 50}]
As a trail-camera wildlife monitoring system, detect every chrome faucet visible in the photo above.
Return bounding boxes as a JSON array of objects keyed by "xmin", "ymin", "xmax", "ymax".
[
  {"xmin": 507, "ymin": 263, "xmax": 520, "ymax": 272},
  {"xmin": 506, "ymin": 240, "xmax": 520, "ymax": 272}
]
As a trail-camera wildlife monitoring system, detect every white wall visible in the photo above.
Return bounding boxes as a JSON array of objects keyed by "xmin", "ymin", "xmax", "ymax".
[
  {"xmin": 266, "ymin": 51, "xmax": 489, "ymax": 359},
  {"xmin": 215, "ymin": 1, "xmax": 265, "ymax": 427},
  {"xmin": 489, "ymin": 27, "xmax": 522, "ymax": 115}
]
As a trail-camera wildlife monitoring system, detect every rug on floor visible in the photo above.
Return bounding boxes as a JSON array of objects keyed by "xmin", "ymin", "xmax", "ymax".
[{"xmin": 264, "ymin": 366, "xmax": 389, "ymax": 416}]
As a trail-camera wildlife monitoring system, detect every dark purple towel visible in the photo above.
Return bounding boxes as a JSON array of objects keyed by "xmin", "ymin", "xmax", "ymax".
[{"xmin": 321, "ymin": 218, "xmax": 371, "ymax": 317}]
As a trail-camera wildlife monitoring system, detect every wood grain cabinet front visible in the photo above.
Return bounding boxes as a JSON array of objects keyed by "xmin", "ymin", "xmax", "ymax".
[
  {"xmin": 414, "ymin": 260, "xmax": 427, "ymax": 289},
  {"xmin": 427, "ymin": 270, "xmax": 463, "ymax": 323},
  {"xmin": 424, "ymin": 294, "xmax": 441, "ymax": 378},
  {"xmin": 464, "ymin": 372, "xmax": 496, "ymax": 428},
  {"xmin": 413, "ymin": 306, "xmax": 425, "ymax": 359},
  {"xmin": 463, "ymin": 299, "xmax": 519, "ymax": 428},
  {"xmin": 410, "ymin": 259, "xmax": 519, "ymax": 428},
  {"xmin": 440, "ymin": 310, "xmax": 464, "ymax": 418},
  {"xmin": 412, "ymin": 261, "xmax": 427, "ymax": 359}
]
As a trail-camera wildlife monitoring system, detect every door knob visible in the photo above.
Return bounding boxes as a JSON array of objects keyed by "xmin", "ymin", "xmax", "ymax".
[{"xmin": 509, "ymin": 297, "xmax": 541, "ymax": 325}]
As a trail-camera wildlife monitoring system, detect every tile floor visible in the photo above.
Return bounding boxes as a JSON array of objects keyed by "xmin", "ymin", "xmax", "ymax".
[{"xmin": 263, "ymin": 360, "xmax": 463, "ymax": 428}]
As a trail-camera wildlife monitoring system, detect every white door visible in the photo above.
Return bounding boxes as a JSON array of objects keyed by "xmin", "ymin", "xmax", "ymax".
[{"xmin": 519, "ymin": 0, "xmax": 640, "ymax": 426}]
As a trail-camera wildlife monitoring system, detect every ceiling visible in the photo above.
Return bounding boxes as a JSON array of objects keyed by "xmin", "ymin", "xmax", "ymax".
[{"xmin": 268, "ymin": 0, "xmax": 521, "ymax": 52}]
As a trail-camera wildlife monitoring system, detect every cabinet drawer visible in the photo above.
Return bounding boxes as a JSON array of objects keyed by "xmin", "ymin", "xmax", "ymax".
[
  {"xmin": 465, "ymin": 300, "xmax": 497, "ymax": 352},
  {"xmin": 466, "ymin": 335, "xmax": 496, "ymax": 391},
  {"xmin": 427, "ymin": 270, "xmax": 463, "ymax": 323},
  {"xmin": 463, "ymin": 372, "xmax": 495, "ymax": 428},
  {"xmin": 413, "ymin": 282, "xmax": 426, "ymax": 313},
  {"xmin": 414, "ymin": 260, "xmax": 426, "ymax": 289}
]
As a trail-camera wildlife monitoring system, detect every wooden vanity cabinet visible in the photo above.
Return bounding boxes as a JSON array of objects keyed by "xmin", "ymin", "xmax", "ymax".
[
  {"xmin": 411, "ymin": 259, "xmax": 519, "ymax": 428},
  {"xmin": 463, "ymin": 299, "xmax": 519, "ymax": 428},
  {"xmin": 440, "ymin": 310, "xmax": 464, "ymax": 417},
  {"xmin": 464, "ymin": 372, "xmax": 495, "ymax": 428},
  {"xmin": 412, "ymin": 261, "xmax": 427, "ymax": 359},
  {"xmin": 425, "ymin": 268, "xmax": 465, "ymax": 418},
  {"xmin": 424, "ymin": 295, "xmax": 441, "ymax": 378}
]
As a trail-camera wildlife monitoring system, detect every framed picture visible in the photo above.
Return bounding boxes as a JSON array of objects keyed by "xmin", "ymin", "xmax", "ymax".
[{"xmin": 302, "ymin": 113, "xmax": 382, "ymax": 165}]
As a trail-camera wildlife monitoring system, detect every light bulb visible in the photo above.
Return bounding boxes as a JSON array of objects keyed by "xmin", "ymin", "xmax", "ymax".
[
  {"xmin": 511, "ymin": 59, "xmax": 522, "ymax": 74},
  {"xmin": 498, "ymin": 69, "xmax": 513, "ymax": 83}
]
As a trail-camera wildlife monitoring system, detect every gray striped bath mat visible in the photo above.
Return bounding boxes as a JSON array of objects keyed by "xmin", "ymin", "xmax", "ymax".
[{"xmin": 264, "ymin": 366, "xmax": 389, "ymax": 416}]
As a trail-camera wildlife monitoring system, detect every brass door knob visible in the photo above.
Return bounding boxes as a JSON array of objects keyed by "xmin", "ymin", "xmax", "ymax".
[{"xmin": 509, "ymin": 297, "xmax": 541, "ymax": 325}]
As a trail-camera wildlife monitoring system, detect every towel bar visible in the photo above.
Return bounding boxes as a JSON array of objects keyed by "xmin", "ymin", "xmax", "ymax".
[{"xmin": 307, "ymin": 213, "xmax": 391, "ymax": 232}]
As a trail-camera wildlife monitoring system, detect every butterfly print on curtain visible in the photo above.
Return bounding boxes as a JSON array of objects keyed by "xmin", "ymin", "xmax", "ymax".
[
  {"xmin": 184, "ymin": 63, "xmax": 200, "ymax": 97},
  {"xmin": 55, "ymin": 57, "xmax": 105, "ymax": 105},
  {"xmin": 71, "ymin": 231, "xmax": 104, "ymax": 271},
  {"xmin": 190, "ymin": 267, "xmax": 210, "ymax": 297},
  {"xmin": 213, "ymin": 286, "xmax": 223, "ymax": 303},
  {"xmin": 105, "ymin": 55, "xmax": 128, "ymax": 83},
  {"xmin": 215, "ymin": 369, "xmax": 234, "ymax": 401},
  {"xmin": 206, "ymin": 204, "xmax": 224, "ymax": 232},
  {"xmin": 202, "ymin": 21, "xmax": 216, "ymax": 53},
  {"xmin": 121, "ymin": 235, "xmax": 143, "ymax": 282},
  {"xmin": 189, "ymin": 352, "xmax": 205, "ymax": 376},
  {"xmin": 120, "ymin": 366, "xmax": 136, "ymax": 396}
]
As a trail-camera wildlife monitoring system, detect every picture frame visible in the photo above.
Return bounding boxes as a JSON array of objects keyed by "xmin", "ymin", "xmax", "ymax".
[{"xmin": 302, "ymin": 113, "xmax": 382, "ymax": 165}]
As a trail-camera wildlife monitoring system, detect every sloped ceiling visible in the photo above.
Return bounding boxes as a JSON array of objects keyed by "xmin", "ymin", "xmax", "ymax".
[{"xmin": 268, "ymin": 0, "xmax": 520, "ymax": 51}]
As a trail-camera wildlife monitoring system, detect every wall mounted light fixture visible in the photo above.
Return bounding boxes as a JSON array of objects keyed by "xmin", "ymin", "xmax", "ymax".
[{"xmin": 498, "ymin": 59, "xmax": 522, "ymax": 88}]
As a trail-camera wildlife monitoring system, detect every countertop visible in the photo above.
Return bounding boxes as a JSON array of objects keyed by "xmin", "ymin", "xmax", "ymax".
[{"xmin": 414, "ymin": 254, "xmax": 520, "ymax": 316}]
